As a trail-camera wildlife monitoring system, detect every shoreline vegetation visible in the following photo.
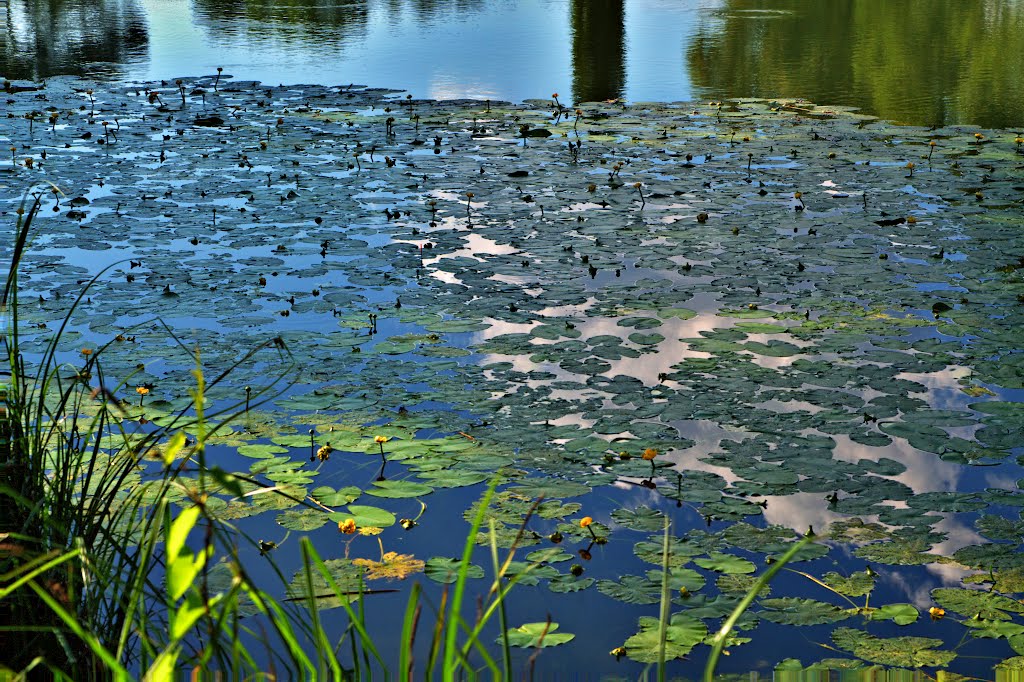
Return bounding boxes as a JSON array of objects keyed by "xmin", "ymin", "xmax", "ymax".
[{"xmin": 2, "ymin": 75, "xmax": 1024, "ymax": 678}]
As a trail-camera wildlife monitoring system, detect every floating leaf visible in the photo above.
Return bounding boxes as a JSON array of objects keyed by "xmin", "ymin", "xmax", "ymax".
[
  {"xmin": 611, "ymin": 506, "xmax": 668, "ymax": 532},
  {"xmin": 352, "ymin": 552, "xmax": 424, "ymax": 580},
  {"xmin": 310, "ymin": 486, "xmax": 361, "ymax": 507},
  {"xmin": 502, "ymin": 622, "xmax": 575, "ymax": 648},
  {"xmin": 758, "ymin": 598, "xmax": 853, "ymax": 625},
  {"xmin": 423, "ymin": 557, "xmax": 484, "ymax": 584},
  {"xmin": 333, "ymin": 505, "xmax": 396, "ymax": 529},
  {"xmin": 932, "ymin": 588, "xmax": 1024, "ymax": 621},
  {"xmin": 622, "ymin": 614, "xmax": 707, "ymax": 663},
  {"xmin": 365, "ymin": 480, "xmax": 435, "ymax": 498},
  {"xmin": 868, "ymin": 603, "xmax": 919, "ymax": 626},
  {"xmin": 830, "ymin": 628, "xmax": 956, "ymax": 667},
  {"xmin": 694, "ymin": 552, "xmax": 756, "ymax": 574},
  {"xmin": 822, "ymin": 571, "xmax": 875, "ymax": 598},
  {"xmin": 276, "ymin": 508, "xmax": 329, "ymax": 531},
  {"xmin": 596, "ymin": 575, "xmax": 662, "ymax": 605}
]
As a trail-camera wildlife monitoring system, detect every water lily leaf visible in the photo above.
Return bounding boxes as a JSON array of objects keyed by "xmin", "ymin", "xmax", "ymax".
[
  {"xmin": 423, "ymin": 557, "xmax": 484, "ymax": 584},
  {"xmin": 596, "ymin": 575, "xmax": 662, "ymax": 604},
  {"xmin": 547, "ymin": 574, "xmax": 595, "ymax": 593},
  {"xmin": 352, "ymin": 552, "xmax": 424, "ymax": 580},
  {"xmin": 611, "ymin": 506, "xmax": 668, "ymax": 532},
  {"xmin": 854, "ymin": 540, "xmax": 935, "ymax": 566},
  {"xmin": 645, "ymin": 568, "xmax": 706, "ymax": 593},
  {"xmin": 868, "ymin": 603, "xmax": 919, "ymax": 625},
  {"xmin": 822, "ymin": 571, "xmax": 875, "ymax": 598},
  {"xmin": 276, "ymin": 508, "xmax": 329, "ymax": 531},
  {"xmin": 694, "ymin": 552, "xmax": 756, "ymax": 574},
  {"xmin": 716, "ymin": 574, "xmax": 769, "ymax": 597},
  {"xmin": 758, "ymin": 598, "xmax": 854, "ymax": 625},
  {"xmin": 536, "ymin": 500, "xmax": 583, "ymax": 519},
  {"xmin": 932, "ymin": 588, "xmax": 1024, "ymax": 621},
  {"xmin": 953, "ymin": 543, "xmax": 1024, "ymax": 570},
  {"xmin": 272, "ymin": 434, "xmax": 316, "ymax": 449},
  {"xmin": 622, "ymin": 614, "xmax": 707, "ymax": 663},
  {"xmin": 415, "ymin": 470, "xmax": 488, "ymax": 488},
  {"xmin": 501, "ymin": 622, "xmax": 574, "ymax": 648},
  {"xmin": 830, "ymin": 627, "xmax": 956, "ymax": 667},
  {"xmin": 502, "ymin": 561, "xmax": 560, "ymax": 586},
  {"xmin": 508, "ymin": 479, "xmax": 591, "ymax": 498},
  {"xmin": 365, "ymin": 480, "xmax": 435, "ymax": 498},
  {"xmin": 525, "ymin": 548, "xmax": 574, "ymax": 564},
  {"xmin": 998, "ymin": 656, "xmax": 1024, "ymax": 671},
  {"xmin": 285, "ymin": 558, "xmax": 366, "ymax": 608},
  {"xmin": 963, "ymin": 619, "xmax": 1024, "ymax": 640},
  {"xmin": 237, "ymin": 443, "xmax": 290, "ymax": 458},
  {"xmin": 336, "ymin": 505, "xmax": 396, "ymax": 528},
  {"xmin": 659, "ymin": 308, "xmax": 697, "ymax": 320},
  {"xmin": 310, "ymin": 486, "xmax": 361, "ymax": 507}
]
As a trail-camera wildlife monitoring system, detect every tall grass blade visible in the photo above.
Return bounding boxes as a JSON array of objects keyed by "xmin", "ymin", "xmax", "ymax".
[
  {"xmin": 703, "ymin": 535, "xmax": 813, "ymax": 682},
  {"xmin": 442, "ymin": 479, "xmax": 498, "ymax": 678},
  {"xmin": 657, "ymin": 518, "xmax": 672, "ymax": 682},
  {"xmin": 399, "ymin": 582, "xmax": 421, "ymax": 682}
]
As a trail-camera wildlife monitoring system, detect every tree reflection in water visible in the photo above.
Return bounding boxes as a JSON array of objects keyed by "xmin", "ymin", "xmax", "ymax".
[
  {"xmin": 686, "ymin": 0, "xmax": 1024, "ymax": 127},
  {"xmin": 1, "ymin": 0, "xmax": 147, "ymax": 80},
  {"xmin": 570, "ymin": 0, "xmax": 624, "ymax": 103}
]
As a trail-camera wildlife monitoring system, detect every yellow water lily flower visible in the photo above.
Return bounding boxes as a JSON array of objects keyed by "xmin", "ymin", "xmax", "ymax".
[
  {"xmin": 641, "ymin": 448, "xmax": 658, "ymax": 461},
  {"xmin": 579, "ymin": 516, "xmax": 593, "ymax": 528},
  {"xmin": 338, "ymin": 519, "xmax": 357, "ymax": 534}
]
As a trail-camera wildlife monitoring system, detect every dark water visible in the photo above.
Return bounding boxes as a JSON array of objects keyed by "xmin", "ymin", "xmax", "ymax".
[{"xmin": 3, "ymin": 0, "xmax": 1024, "ymax": 127}]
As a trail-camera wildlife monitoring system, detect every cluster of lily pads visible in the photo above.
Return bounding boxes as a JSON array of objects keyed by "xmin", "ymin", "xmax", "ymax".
[{"xmin": 2, "ymin": 72, "xmax": 1023, "ymax": 673}]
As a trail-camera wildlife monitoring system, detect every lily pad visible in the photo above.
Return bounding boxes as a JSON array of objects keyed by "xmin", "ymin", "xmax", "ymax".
[{"xmin": 501, "ymin": 622, "xmax": 575, "ymax": 648}]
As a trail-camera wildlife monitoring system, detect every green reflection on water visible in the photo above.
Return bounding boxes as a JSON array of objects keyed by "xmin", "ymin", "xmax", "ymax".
[
  {"xmin": 687, "ymin": 0, "xmax": 1024, "ymax": 127},
  {"xmin": 571, "ymin": 0, "xmax": 625, "ymax": 103}
]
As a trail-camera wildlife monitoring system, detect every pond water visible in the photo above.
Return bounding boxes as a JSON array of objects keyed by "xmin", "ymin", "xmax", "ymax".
[
  {"xmin": 3, "ymin": 0, "xmax": 1024, "ymax": 127},
  {"xmin": 2, "ymin": 2, "xmax": 1024, "ymax": 679}
]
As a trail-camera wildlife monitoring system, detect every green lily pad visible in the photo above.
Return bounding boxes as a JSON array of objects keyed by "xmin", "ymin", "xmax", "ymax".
[
  {"xmin": 423, "ymin": 557, "xmax": 484, "ymax": 584},
  {"xmin": 830, "ymin": 627, "xmax": 956, "ymax": 667},
  {"xmin": 694, "ymin": 552, "xmax": 757, "ymax": 574},
  {"xmin": 758, "ymin": 598, "xmax": 854, "ymax": 625},
  {"xmin": 868, "ymin": 603, "xmax": 919, "ymax": 626},
  {"xmin": 597, "ymin": 575, "xmax": 662, "ymax": 605},
  {"xmin": 622, "ymin": 614, "xmax": 707, "ymax": 663},
  {"xmin": 822, "ymin": 571, "xmax": 875, "ymax": 598},
  {"xmin": 332, "ymin": 505, "xmax": 396, "ymax": 529},
  {"xmin": 501, "ymin": 622, "xmax": 575, "ymax": 648},
  {"xmin": 276, "ymin": 508, "xmax": 330, "ymax": 531},
  {"xmin": 237, "ymin": 443, "xmax": 290, "ymax": 458},
  {"xmin": 310, "ymin": 486, "xmax": 361, "ymax": 507},
  {"xmin": 610, "ymin": 506, "xmax": 668, "ymax": 532},
  {"xmin": 932, "ymin": 588, "xmax": 1024, "ymax": 621},
  {"xmin": 365, "ymin": 480, "xmax": 435, "ymax": 498}
]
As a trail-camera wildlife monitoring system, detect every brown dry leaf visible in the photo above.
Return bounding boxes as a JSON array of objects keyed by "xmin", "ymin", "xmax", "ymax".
[{"xmin": 352, "ymin": 552, "xmax": 425, "ymax": 580}]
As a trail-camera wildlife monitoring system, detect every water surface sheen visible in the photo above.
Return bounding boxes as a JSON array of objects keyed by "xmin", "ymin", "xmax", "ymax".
[{"xmin": 2, "ymin": 0, "xmax": 1023, "ymax": 126}]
